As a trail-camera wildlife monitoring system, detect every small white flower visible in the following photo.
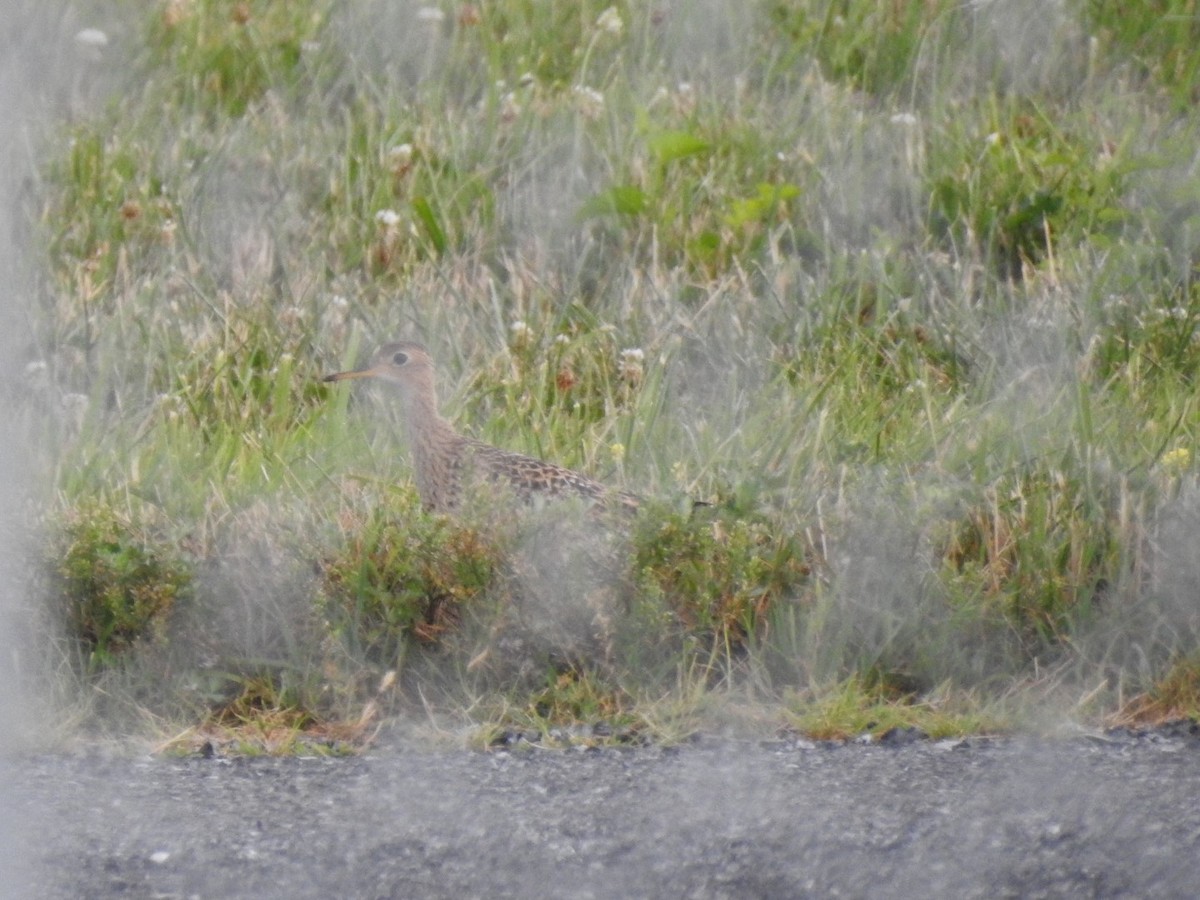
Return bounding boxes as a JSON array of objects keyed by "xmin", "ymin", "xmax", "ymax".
[
  {"xmin": 890, "ymin": 112, "xmax": 917, "ymax": 126},
  {"xmin": 619, "ymin": 348, "xmax": 644, "ymax": 383},
  {"xmin": 74, "ymin": 28, "xmax": 108, "ymax": 61},
  {"xmin": 74, "ymin": 28, "xmax": 109, "ymax": 49},
  {"xmin": 596, "ymin": 6, "xmax": 623, "ymax": 36},
  {"xmin": 554, "ymin": 333, "xmax": 571, "ymax": 346},
  {"xmin": 508, "ymin": 321, "xmax": 532, "ymax": 348},
  {"xmin": 375, "ymin": 209, "xmax": 401, "ymax": 228},
  {"xmin": 330, "ymin": 295, "xmax": 349, "ymax": 310},
  {"xmin": 674, "ymin": 82, "xmax": 696, "ymax": 115},
  {"xmin": 500, "ymin": 91, "xmax": 521, "ymax": 121},
  {"xmin": 985, "ymin": 132, "xmax": 1001, "ymax": 146},
  {"xmin": 573, "ymin": 85, "xmax": 605, "ymax": 119},
  {"xmin": 388, "ymin": 143, "xmax": 413, "ymax": 167},
  {"xmin": 416, "ymin": 6, "xmax": 446, "ymax": 23}
]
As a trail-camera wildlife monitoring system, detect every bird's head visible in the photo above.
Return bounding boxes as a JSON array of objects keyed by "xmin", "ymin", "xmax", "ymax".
[{"xmin": 323, "ymin": 341, "xmax": 436, "ymax": 392}]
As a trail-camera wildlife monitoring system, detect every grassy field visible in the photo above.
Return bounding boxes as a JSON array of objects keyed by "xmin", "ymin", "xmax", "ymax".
[{"xmin": 8, "ymin": 0, "xmax": 1200, "ymax": 751}]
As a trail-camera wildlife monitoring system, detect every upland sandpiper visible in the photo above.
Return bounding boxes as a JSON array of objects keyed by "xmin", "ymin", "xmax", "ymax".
[{"xmin": 324, "ymin": 341, "xmax": 640, "ymax": 515}]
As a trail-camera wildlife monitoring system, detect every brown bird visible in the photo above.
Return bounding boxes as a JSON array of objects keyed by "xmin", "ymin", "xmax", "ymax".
[{"xmin": 323, "ymin": 341, "xmax": 640, "ymax": 515}]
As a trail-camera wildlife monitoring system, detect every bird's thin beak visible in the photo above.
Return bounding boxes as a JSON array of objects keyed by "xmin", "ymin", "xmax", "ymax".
[{"xmin": 322, "ymin": 366, "xmax": 380, "ymax": 383}]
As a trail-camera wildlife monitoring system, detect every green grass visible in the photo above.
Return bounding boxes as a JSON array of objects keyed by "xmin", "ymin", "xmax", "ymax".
[{"xmin": 13, "ymin": 0, "xmax": 1200, "ymax": 750}]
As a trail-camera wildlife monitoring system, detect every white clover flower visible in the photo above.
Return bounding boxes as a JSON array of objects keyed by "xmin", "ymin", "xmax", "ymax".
[
  {"xmin": 375, "ymin": 209, "xmax": 401, "ymax": 228},
  {"xmin": 500, "ymin": 91, "xmax": 521, "ymax": 121},
  {"xmin": 619, "ymin": 347, "xmax": 644, "ymax": 383},
  {"xmin": 554, "ymin": 333, "xmax": 571, "ymax": 346},
  {"xmin": 74, "ymin": 28, "xmax": 109, "ymax": 49},
  {"xmin": 74, "ymin": 28, "xmax": 108, "ymax": 61},
  {"xmin": 573, "ymin": 85, "xmax": 605, "ymax": 120},
  {"xmin": 674, "ymin": 82, "xmax": 696, "ymax": 115},
  {"xmin": 596, "ymin": 6, "xmax": 623, "ymax": 36},
  {"xmin": 416, "ymin": 6, "xmax": 446, "ymax": 23},
  {"xmin": 510, "ymin": 320, "xmax": 533, "ymax": 343},
  {"xmin": 388, "ymin": 143, "xmax": 413, "ymax": 167}
]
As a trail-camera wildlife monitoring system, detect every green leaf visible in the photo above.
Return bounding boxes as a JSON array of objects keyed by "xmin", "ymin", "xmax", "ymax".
[
  {"xmin": 411, "ymin": 196, "xmax": 447, "ymax": 255},
  {"xmin": 646, "ymin": 130, "xmax": 710, "ymax": 165},
  {"xmin": 578, "ymin": 185, "xmax": 649, "ymax": 218},
  {"xmin": 725, "ymin": 182, "xmax": 802, "ymax": 228}
]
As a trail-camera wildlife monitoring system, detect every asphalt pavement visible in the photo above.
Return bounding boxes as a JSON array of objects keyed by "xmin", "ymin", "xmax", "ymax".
[{"xmin": 6, "ymin": 727, "xmax": 1200, "ymax": 899}]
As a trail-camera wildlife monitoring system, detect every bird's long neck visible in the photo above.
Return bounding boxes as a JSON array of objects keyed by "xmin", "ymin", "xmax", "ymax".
[{"xmin": 398, "ymin": 377, "xmax": 462, "ymax": 510}]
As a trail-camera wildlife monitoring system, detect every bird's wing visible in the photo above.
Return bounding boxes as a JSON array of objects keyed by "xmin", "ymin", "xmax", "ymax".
[{"xmin": 464, "ymin": 440, "xmax": 637, "ymax": 511}]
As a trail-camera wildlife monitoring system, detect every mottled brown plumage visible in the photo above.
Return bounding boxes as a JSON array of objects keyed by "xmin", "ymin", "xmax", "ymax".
[{"xmin": 324, "ymin": 341, "xmax": 639, "ymax": 515}]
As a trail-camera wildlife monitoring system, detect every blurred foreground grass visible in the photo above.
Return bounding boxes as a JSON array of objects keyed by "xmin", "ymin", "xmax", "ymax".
[{"xmin": 12, "ymin": 0, "xmax": 1200, "ymax": 751}]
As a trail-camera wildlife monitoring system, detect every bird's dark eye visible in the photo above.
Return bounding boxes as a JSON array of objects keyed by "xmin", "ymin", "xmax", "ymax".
[{"xmin": 391, "ymin": 351, "xmax": 409, "ymax": 366}]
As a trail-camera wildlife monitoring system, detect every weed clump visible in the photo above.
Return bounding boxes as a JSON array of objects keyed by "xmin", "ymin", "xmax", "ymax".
[
  {"xmin": 633, "ymin": 503, "xmax": 813, "ymax": 659},
  {"xmin": 47, "ymin": 502, "xmax": 192, "ymax": 671},
  {"xmin": 318, "ymin": 494, "xmax": 503, "ymax": 668}
]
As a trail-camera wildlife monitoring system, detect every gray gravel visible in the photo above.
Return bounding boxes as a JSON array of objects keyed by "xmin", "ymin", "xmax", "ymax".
[{"xmin": 6, "ymin": 728, "xmax": 1200, "ymax": 899}]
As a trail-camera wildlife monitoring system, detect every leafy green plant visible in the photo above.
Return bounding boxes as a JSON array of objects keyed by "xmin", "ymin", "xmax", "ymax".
[
  {"xmin": 318, "ymin": 494, "xmax": 502, "ymax": 667},
  {"xmin": 633, "ymin": 503, "xmax": 813, "ymax": 661},
  {"xmin": 937, "ymin": 468, "xmax": 1124, "ymax": 650},
  {"xmin": 927, "ymin": 104, "xmax": 1128, "ymax": 278},
  {"xmin": 48, "ymin": 502, "xmax": 192, "ymax": 670}
]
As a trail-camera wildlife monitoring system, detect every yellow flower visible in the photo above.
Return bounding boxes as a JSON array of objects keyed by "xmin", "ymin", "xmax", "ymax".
[
  {"xmin": 609, "ymin": 442, "xmax": 626, "ymax": 464},
  {"xmin": 1161, "ymin": 447, "xmax": 1192, "ymax": 474}
]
